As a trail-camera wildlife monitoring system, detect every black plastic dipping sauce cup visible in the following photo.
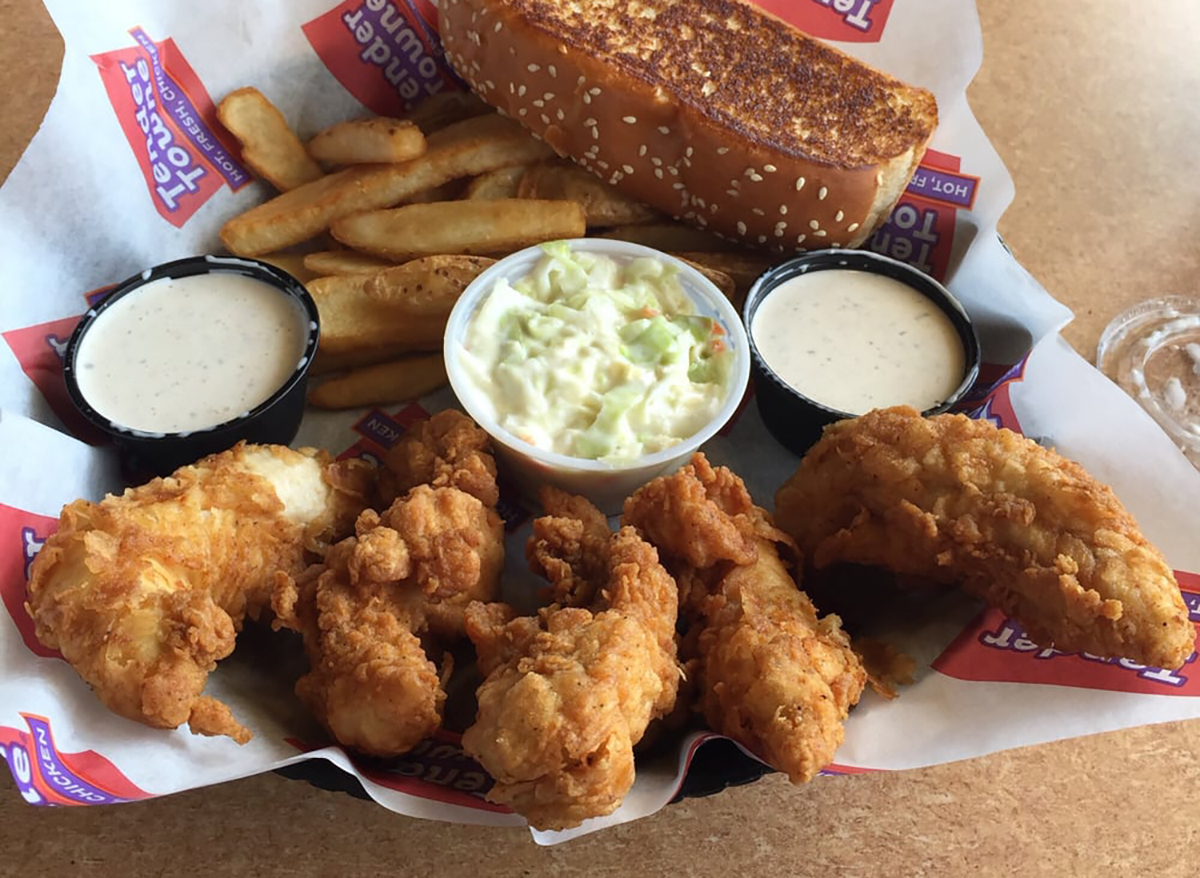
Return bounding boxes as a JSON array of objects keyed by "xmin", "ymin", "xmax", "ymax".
[
  {"xmin": 62, "ymin": 255, "xmax": 320, "ymax": 478},
  {"xmin": 743, "ymin": 249, "xmax": 981, "ymax": 456}
]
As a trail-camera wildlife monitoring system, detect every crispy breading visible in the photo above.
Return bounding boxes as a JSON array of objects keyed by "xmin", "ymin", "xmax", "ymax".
[
  {"xmin": 25, "ymin": 444, "xmax": 374, "ymax": 742},
  {"xmin": 462, "ymin": 496, "xmax": 679, "ymax": 831},
  {"xmin": 380, "ymin": 409, "xmax": 499, "ymax": 508},
  {"xmin": 774, "ymin": 407, "xmax": 1196, "ymax": 670}
]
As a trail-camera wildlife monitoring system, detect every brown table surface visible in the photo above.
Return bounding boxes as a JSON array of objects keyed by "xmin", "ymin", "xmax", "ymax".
[{"xmin": 3, "ymin": 1, "xmax": 1199, "ymax": 874}]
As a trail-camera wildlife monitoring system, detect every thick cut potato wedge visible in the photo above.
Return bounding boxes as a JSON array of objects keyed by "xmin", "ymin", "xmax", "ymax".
[
  {"xmin": 220, "ymin": 114, "xmax": 552, "ymax": 256},
  {"xmin": 518, "ymin": 160, "xmax": 660, "ymax": 227},
  {"xmin": 465, "ymin": 165, "xmax": 529, "ymax": 200},
  {"xmin": 365, "ymin": 256, "xmax": 495, "ymax": 316},
  {"xmin": 303, "ymin": 251, "xmax": 396, "ymax": 276},
  {"xmin": 308, "ymin": 354, "xmax": 448, "ymax": 409},
  {"xmin": 331, "ymin": 199, "xmax": 586, "ymax": 260},
  {"xmin": 308, "ymin": 275, "xmax": 445, "ymax": 353},
  {"xmin": 311, "ymin": 342, "xmax": 422, "ymax": 376},
  {"xmin": 217, "ymin": 87, "xmax": 323, "ymax": 191},
  {"xmin": 307, "ymin": 118, "xmax": 425, "ymax": 165}
]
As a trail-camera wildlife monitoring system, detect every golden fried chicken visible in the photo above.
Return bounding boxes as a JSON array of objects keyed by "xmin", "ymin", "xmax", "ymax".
[
  {"xmin": 462, "ymin": 494, "xmax": 680, "ymax": 831},
  {"xmin": 624, "ymin": 453, "xmax": 866, "ymax": 783},
  {"xmin": 25, "ymin": 444, "xmax": 374, "ymax": 743},
  {"xmin": 380, "ymin": 409, "xmax": 499, "ymax": 508},
  {"xmin": 273, "ymin": 485, "xmax": 504, "ymax": 757},
  {"xmin": 774, "ymin": 406, "xmax": 1196, "ymax": 670}
]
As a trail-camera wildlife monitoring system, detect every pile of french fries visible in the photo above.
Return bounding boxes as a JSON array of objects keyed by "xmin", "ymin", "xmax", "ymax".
[{"xmin": 216, "ymin": 87, "xmax": 774, "ymax": 410}]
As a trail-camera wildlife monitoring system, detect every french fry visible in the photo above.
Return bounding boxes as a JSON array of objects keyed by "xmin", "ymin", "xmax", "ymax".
[
  {"xmin": 307, "ymin": 117, "xmax": 425, "ymax": 165},
  {"xmin": 518, "ymin": 160, "xmax": 660, "ymax": 227},
  {"xmin": 331, "ymin": 199, "xmax": 586, "ymax": 261},
  {"xmin": 404, "ymin": 92, "xmax": 493, "ymax": 134},
  {"xmin": 673, "ymin": 258, "xmax": 738, "ymax": 306},
  {"xmin": 217, "ymin": 87, "xmax": 323, "ymax": 191},
  {"xmin": 303, "ymin": 251, "xmax": 396, "ymax": 276},
  {"xmin": 670, "ymin": 250, "xmax": 775, "ymax": 297},
  {"xmin": 308, "ymin": 354, "xmax": 448, "ymax": 409},
  {"xmin": 597, "ymin": 223, "xmax": 738, "ymax": 252},
  {"xmin": 256, "ymin": 252, "xmax": 319, "ymax": 283},
  {"xmin": 307, "ymin": 275, "xmax": 445, "ymax": 353},
  {"xmin": 220, "ymin": 114, "xmax": 552, "ymax": 256},
  {"xmin": 365, "ymin": 256, "xmax": 495, "ymax": 316},
  {"xmin": 465, "ymin": 165, "xmax": 529, "ymax": 200},
  {"xmin": 311, "ymin": 342, "xmax": 421, "ymax": 376}
]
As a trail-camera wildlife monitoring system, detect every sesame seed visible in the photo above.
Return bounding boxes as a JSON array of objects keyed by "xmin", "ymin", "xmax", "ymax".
[
  {"xmin": 750, "ymin": 173, "xmax": 763, "ymax": 182},
  {"xmin": 710, "ymin": 203, "xmax": 718, "ymax": 214},
  {"xmin": 684, "ymin": 210, "xmax": 697, "ymax": 220},
  {"xmin": 763, "ymin": 164, "xmax": 777, "ymax": 173},
  {"xmin": 583, "ymin": 94, "xmax": 592, "ymax": 104},
  {"xmin": 509, "ymin": 83, "xmax": 515, "ymax": 94},
  {"xmin": 589, "ymin": 87, "xmax": 601, "ymax": 95},
  {"xmin": 809, "ymin": 220, "xmax": 820, "ymax": 230},
  {"xmin": 638, "ymin": 145, "xmax": 647, "ymax": 156},
  {"xmin": 654, "ymin": 168, "xmax": 664, "ymax": 179},
  {"xmin": 744, "ymin": 168, "xmax": 756, "ymax": 177},
  {"xmin": 725, "ymin": 189, "xmax": 738, "ymax": 197},
  {"xmin": 796, "ymin": 234, "xmax": 807, "ymax": 245},
  {"xmin": 591, "ymin": 127, "xmax": 599, "ymax": 139},
  {"xmin": 485, "ymin": 80, "xmax": 495, "ymax": 91},
  {"xmin": 847, "ymin": 223, "xmax": 860, "ymax": 232},
  {"xmin": 540, "ymin": 114, "xmax": 550, "ymax": 124},
  {"xmin": 543, "ymin": 92, "xmax": 555, "ymax": 101},
  {"xmin": 527, "ymin": 63, "xmax": 540, "ymax": 72},
  {"xmin": 702, "ymin": 82, "xmax": 717, "ymax": 97},
  {"xmin": 556, "ymin": 109, "xmax": 565, "ymax": 121},
  {"xmin": 685, "ymin": 147, "xmax": 694, "ymax": 157},
  {"xmin": 622, "ymin": 164, "xmax": 634, "ymax": 174},
  {"xmin": 717, "ymin": 147, "xmax": 730, "ymax": 155},
  {"xmin": 757, "ymin": 235, "xmax": 767, "ymax": 244},
  {"xmin": 775, "ymin": 221, "xmax": 787, "ymax": 230},
  {"xmin": 623, "ymin": 116, "xmax": 638, "ymax": 124},
  {"xmin": 831, "ymin": 241, "xmax": 842, "ymax": 247},
  {"xmin": 835, "ymin": 210, "xmax": 844, "ymax": 222},
  {"xmin": 657, "ymin": 126, "xmax": 670, "ymax": 135},
  {"xmin": 815, "ymin": 230, "xmax": 827, "ymax": 237},
  {"xmin": 548, "ymin": 65, "xmax": 557, "ymax": 77},
  {"xmin": 737, "ymin": 221, "xmax": 747, "ymax": 235},
  {"xmin": 752, "ymin": 208, "xmax": 764, "ymax": 216},
  {"xmin": 494, "ymin": 21, "xmax": 502, "ymax": 31},
  {"xmin": 533, "ymin": 99, "xmax": 544, "ymax": 107},
  {"xmin": 818, "ymin": 186, "xmax": 828, "ymax": 201},
  {"xmin": 673, "ymin": 182, "xmax": 685, "ymax": 190},
  {"xmin": 652, "ymin": 157, "xmax": 662, "ymax": 166},
  {"xmin": 696, "ymin": 197, "xmax": 707, "ymax": 208},
  {"xmin": 518, "ymin": 108, "xmax": 527, "ymax": 116},
  {"xmin": 518, "ymin": 85, "xmax": 527, "ymax": 96},
  {"xmin": 774, "ymin": 228, "xmax": 784, "ymax": 237},
  {"xmin": 779, "ymin": 205, "xmax": 788, "ymax": 215},
  {"xmin": 795, "ymin": 177, "xmax": 806, "ymax": 191},
  {"xmin": 596, "ymin": 160, "xmax": 609, "ymax": 169},
  {"xmin": 584, "ymin": 118, "xmax": 597, "ymax": 127},
  {"xmin": 577, "ymin": 75, "xmax": 586, "ymax": 86}
]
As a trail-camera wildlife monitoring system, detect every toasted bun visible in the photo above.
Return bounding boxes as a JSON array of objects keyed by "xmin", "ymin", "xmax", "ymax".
[{"xmin": 439, "ymin": 0, "xmax": 937, "ymax": 251}]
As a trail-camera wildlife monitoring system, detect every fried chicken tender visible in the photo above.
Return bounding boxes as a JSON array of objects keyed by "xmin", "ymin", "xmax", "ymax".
[
  {"xmin": 379, "ymin": 409, "xmax": 499, "ymax": 508},
  {"xmin": 775, "ymin": 407, "xmax": 1196, "ymax": 670},
  {"xmin": 25, "ymin": 444, "xmax": 374, "ymax": 743},
  {"xmin": 462, "ymin": 494, "xmax": 680, "ymax": 831},
  {"xmin": 624, "ymin": 453, "xmax": 866, "ymax": 783},
  {"xmin": 273, "ymin": 485, "xmax": 504, "ymax": 757}
]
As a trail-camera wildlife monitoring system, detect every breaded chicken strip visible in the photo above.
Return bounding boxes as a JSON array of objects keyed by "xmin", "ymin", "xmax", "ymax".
[
  {"xmin": 379, "ymin": 409, "xmax": 499, "ymax": 508},
  {"xmin": 624, "ymin": 453, "xmax": 866, "ymax": 783},
  {"xmin": 25, "ymin": 444, "xmax": 374, "ymax": 743},
  {"xmin": 273, "ymin": 485, "xmax": 504, "ymax": 757},
  {"xmin": 774, "ymin": 407, "xmax": 1196, "ymax": 670},
  {"xmin": 462, "ymin": 494, "xmax": 679, "ymax": 831}
]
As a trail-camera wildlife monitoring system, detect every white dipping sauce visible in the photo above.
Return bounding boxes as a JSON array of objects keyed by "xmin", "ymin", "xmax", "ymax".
[
  {"xmin": 751, "ymin": 269, "xmax": 966, "ymax": 414},
  {"xmin": 74, "ymin": 272, "xmax": 308, "ymax": 433}
]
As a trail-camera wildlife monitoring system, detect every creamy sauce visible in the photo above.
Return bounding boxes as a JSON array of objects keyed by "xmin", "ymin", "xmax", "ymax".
[
  {"xmin": 751, "ymin": 269, "xmax": 966, "ymax": 414},
  {"xmin": 75, "ymin": 272, "xmax": 308, "ymax": 433}
]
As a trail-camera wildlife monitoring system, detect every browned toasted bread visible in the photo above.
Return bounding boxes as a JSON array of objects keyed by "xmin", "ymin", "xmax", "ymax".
[{"xmin": 439, "ymin": 0, "xmax": 937, "ymax": 250}]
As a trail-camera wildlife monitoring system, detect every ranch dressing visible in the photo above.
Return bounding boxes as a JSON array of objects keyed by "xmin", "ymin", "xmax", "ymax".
[
  {"xmin": 751, "ymin": 269, "xmax": 965, "ymax": 414},
  {"xmin": 74, "ymin": 272, "xmax": 308, "ymax": 433}
]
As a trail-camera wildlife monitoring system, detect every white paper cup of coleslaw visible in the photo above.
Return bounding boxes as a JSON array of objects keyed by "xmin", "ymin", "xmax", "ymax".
[{"xmin": 444, "ymin": 239, "xmax": 751, "ymax": 514}]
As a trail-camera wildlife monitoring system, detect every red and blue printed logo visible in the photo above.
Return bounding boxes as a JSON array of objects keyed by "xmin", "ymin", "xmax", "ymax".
[
  {"xmin": 304, "ymin": 0, "xmax": 465, "ymax": 118},
  {"xmin": 933, "ymin": 572, "xmax": 1200, "ymax": 696},
  {"xmin": 868, "ymin": 149, "xmax": 978, "ymax": 282},
  {"xmin": 91, "ymin": 28, "xmax": 250, "ymax": 228},
  {"xmin": 754, "ymin": 0, "xmax": 895, "ymax": 43}
]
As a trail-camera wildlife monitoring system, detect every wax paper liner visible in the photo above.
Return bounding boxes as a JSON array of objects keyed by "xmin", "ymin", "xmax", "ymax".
[{"xmin": 1, "ymin": 0, "xmax": 1198, "ymax": 844}]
